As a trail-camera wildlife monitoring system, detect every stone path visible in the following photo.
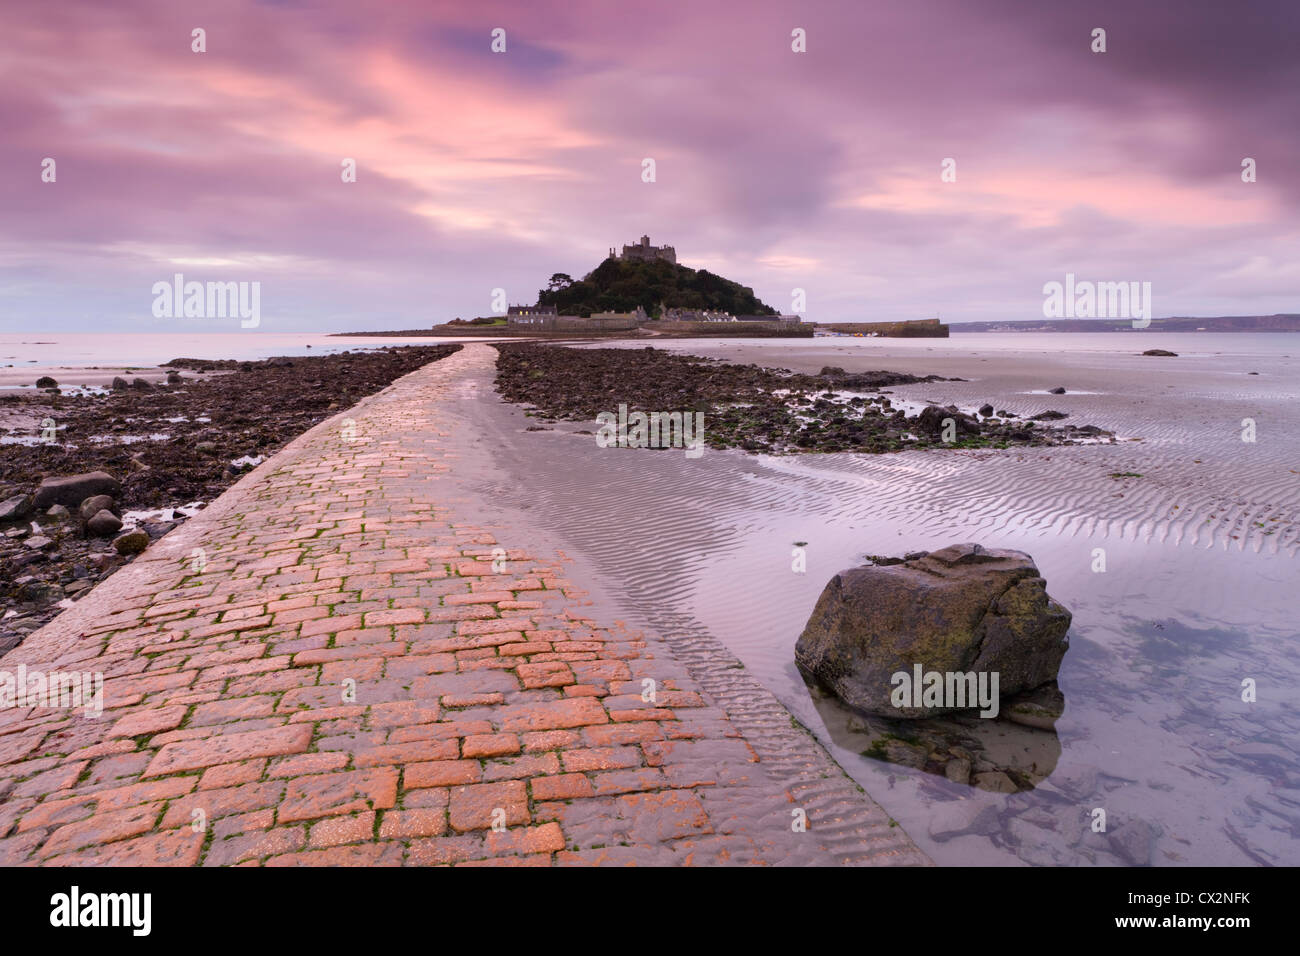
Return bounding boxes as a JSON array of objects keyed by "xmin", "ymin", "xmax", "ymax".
[{"xmin": 0, "ymin": 344, "xmax": 928, "ymax": 866}]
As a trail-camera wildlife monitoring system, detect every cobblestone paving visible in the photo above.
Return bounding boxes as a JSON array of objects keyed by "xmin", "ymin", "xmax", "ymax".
[{"xmin": 0, "ymin": 345, "xmax": 928, "ymax": 866}]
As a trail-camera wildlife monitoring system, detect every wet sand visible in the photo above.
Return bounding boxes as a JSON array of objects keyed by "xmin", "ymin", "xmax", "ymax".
[
  {"xmin": 465, "ymin": 336, "xmax": 1300, "ymax": 865},
  {"xmin": 0, "ymin": 366, "xmax": 176, "ymax": 390}
]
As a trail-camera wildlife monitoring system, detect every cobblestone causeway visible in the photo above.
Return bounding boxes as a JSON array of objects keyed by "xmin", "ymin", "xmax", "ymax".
[{"xmin": 0, "ymin": 344, "xmax": 929, "ymax": 866}]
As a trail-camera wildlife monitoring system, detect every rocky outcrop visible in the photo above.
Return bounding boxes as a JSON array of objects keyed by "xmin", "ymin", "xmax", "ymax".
[{"xmin": 795, "ymin": 543, "xmax": 1071, "ymax": 717}]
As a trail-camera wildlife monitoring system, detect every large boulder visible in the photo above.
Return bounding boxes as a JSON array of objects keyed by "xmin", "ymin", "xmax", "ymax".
[
  {"xmin": 795, "ymin": 543, "xmax": 1071, "ymax": 718},
  {"xmin": 33, "ymin": 472, "xmax": 121, "ymax": 511}
]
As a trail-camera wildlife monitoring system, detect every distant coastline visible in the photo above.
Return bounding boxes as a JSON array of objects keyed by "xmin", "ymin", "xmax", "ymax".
[{"xmin": 949, "ymin": 314, "xmax": 1300, "ymax": 333}]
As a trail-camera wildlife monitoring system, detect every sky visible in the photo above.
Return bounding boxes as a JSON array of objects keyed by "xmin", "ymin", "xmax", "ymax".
[{"xmin": 1, "ymin": 0, "xmax": 1297, "ymax": 331}]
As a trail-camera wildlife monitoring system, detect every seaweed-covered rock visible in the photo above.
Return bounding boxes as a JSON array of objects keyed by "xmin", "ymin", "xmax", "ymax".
[
  {"xmin": 113, "ymin": 529, "xmax": 150, "ymax": 555},
  {"xmin": 795, "ymin": 544, "xmax": 1071, "ymax": 717}
]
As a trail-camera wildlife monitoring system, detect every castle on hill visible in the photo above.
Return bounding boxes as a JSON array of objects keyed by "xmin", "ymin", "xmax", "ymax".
[
  {"xmin": 494, "ymin": 235, "xmax": 805, "ymax": 334},
  {"xmin": 609, "ymin": 234, "xmax": 676, "ymax": 265}
]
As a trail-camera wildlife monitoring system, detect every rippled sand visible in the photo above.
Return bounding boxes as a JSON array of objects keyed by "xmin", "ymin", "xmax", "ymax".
[{"xmin": 446, "ymin": 334, "xmax": 1300, "ymax": 866}]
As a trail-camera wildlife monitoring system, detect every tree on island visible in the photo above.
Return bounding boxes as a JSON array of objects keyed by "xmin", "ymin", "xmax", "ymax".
[{"xmin": 535, "ymin": 257, "xmax": 776, "ymax": 318}]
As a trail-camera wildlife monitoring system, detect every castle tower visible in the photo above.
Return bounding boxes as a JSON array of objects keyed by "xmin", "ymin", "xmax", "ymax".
[{"xmin": 616, "ymin": 235, "xmax": 676, "ymax": 265}]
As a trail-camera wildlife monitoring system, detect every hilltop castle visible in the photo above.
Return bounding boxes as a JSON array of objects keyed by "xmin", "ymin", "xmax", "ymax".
[{"xmin": 609, "ymin": 235, "xmax": 676, "ymax": 265}]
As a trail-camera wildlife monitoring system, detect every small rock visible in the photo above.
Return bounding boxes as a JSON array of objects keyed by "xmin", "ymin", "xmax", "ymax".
[
  {"xmin": 131, "ymin": 377, "xmax": 151, "ymax": 390},
  {"xmin": 1109, "ymin": 819, "xmax": 1154, "ymax": 865},
  {"xmin": 1142, "ymin": 349, "xmax": 1178, "ymax": 357},
  {"xmin": 79, "ymin": 494, "xmax": 116, "ymax": 521},
  {"xmin": 1004, "ymin": 698, "xmax": 1062, "ymax": 730},
  {"xmin": 111, "ymin": 376, "xmax": 129, "ymax": 391},
  {"xmin": 916, "ymin": 404, "xmax": 980, "ymax": 437},
  {"xmin": 86, "ymin": 510, "xmax": 124, "ymax": 537},
  {"xmin": 1048, "ymin": 386, "xmax": 1066, "ymax": 394},
  {"xmin": 195, "ymin": 441, "xmax": 217, "ymax": 454},
  {"xmin": 21, "ymin": 580, "xmax": 63, "ymax": 602},
  {"xmin": 944, "ymin": 757, "xmax": 972, "ymax": 784},
  {"xmin": 86, "ymin": 553, "xmax": 115, "ymax": 572},
  {"xmin": 167, "ymin": 370, "xmax": 183, "ymax": 384},
  {"xmin": 1230, "ymin": 741, "xmax": 1295, "ymax": 764},
  {"xmin": 44, "ymin": 504, "xmax": 70, "ymax": 520},
  {"xmin": 1044, "ymin": 764, "xmax": 1097, "ymax": 799},
  {"xmin": 1007, "ymin": 818, "xmax": 1073, "ymax": 865},
  {"xmin": 113, "ymin": 529, "xmax": 150, "ymax": 555},
  {"xmin": 0, "ymin": 495, "xmax": 33, "ymax": 522},
  {"xmin": 35, "ymin": 376, "xmax": 58, "ymax": 388},
  {"xmin": 978, "ymin": 403, "xmax": 994, "ymax": 417},
  {"xmin": 23, "ymin": 535, "xmax": 54, "ymax": 551},
  {"xmin": 972, "ymin": 771, "xmax": 1019, "ymax": 793},
  {"xmin": 878, "ymin": 738, "xmax": 929, "ymax": 770},
  {"xmin": 1030, "ymin": 410, "xmax": 1068, "ymax": 421},
  {"xmin": 928, "ymin": 801, "xmax": 1001, "ymax": 841}
]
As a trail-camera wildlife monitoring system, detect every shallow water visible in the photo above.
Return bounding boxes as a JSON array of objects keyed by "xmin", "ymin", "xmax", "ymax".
[
  {"xmin": 0, "ymin": 331, "xmax": 496, "ymax": 372},
  {"xmin": 460, "ymin": 338, "xmax": 1300, "ymax": 866}
]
